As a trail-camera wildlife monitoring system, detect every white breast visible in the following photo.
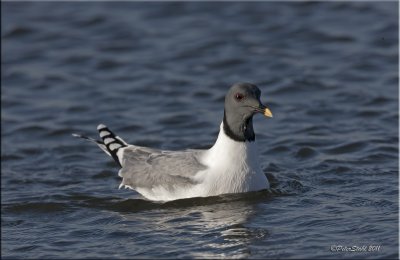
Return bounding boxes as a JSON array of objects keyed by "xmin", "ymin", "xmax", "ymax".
[{"xmin": 195, "ymin": 123, "xmax": 270, "ymax": 196}]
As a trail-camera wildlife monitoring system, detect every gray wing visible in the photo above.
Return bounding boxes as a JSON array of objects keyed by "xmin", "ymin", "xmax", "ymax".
[{"xmin": 118, "ymin": 145, "xmax": 207, "ymax": 190}]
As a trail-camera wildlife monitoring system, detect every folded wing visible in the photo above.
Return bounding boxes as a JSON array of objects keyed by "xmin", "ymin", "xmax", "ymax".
[{"xmin": 118, "ymin": 146, "xmax": 207, "ymax": 191}]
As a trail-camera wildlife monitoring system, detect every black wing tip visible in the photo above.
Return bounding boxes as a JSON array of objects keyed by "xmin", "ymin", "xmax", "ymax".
[{"xmin": 97, "ymin": 124, "xmax": 108, "ymax": 131}]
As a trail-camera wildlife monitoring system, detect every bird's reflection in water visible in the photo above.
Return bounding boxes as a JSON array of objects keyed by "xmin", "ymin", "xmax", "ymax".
[
  {"xmin": 118, "ymin": 191, "xmax": 271, "ymax": 258},
  {"xmin": 191, "ymin": 199, "xmax": 269, "ymax": 258}
]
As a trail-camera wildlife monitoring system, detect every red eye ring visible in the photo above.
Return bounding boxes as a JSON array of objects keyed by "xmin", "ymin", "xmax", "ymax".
[{"xmin": 235, "ymin": 93, "xmax": 245, "ymax": 101}]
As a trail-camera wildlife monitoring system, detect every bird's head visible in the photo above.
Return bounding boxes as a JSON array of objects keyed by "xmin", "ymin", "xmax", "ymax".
[{"xmin": 223, "ymin": 82, "xmax": 272, "ymax": 142}]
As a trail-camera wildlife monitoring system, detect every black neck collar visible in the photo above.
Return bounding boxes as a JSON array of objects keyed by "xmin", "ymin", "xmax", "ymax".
[{"xmin": 223, "ymin": 110, "xmax": 255, "ymax": 142}]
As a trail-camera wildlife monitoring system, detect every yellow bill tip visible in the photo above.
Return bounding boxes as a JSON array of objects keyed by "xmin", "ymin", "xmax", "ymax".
[{"xmin": 264, "ymin": 108, "xmax": 273, "ymax": 118}]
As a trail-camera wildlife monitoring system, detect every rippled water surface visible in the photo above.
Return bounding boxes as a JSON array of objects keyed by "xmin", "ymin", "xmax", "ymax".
[{"xmin": 2, "ymin": 2, "xmax": 399, "ymax": 259}]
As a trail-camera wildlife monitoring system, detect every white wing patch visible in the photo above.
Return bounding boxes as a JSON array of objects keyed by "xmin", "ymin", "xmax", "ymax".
[{"xmin": 100, "ymin": 131, "xmax": 111, "ymax": 138}]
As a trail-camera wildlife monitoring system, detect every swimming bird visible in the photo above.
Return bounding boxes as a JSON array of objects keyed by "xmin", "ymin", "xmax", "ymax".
[{"xmin": 73, "ymin": 82, "xmax": 273, "ymax": 201}]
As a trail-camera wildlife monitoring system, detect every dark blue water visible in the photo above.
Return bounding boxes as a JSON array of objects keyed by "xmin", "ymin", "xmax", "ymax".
[{"xmin": 2, "ymin": 2, "xmax": 398, "ymax": 259}]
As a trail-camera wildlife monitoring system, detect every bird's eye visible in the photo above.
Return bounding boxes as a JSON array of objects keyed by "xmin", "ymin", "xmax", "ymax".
[{"xmin": 235, "ymin": 93, "xmax": 245, "ymax": 101}]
